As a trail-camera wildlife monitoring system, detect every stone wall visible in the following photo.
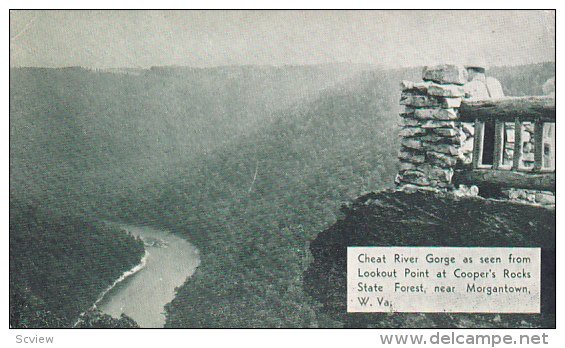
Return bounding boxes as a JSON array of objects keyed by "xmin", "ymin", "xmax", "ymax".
[
  {"xmin": 395, "ymin": 65, "xmax": 555, "ymax": 207},
  {"xmin": 395, "ymin": 65, "xmax": 467, "ymax": 192}
]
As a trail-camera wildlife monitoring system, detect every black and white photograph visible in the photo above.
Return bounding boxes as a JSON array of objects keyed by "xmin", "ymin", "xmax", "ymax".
[{"xmin": 8, "ymin": 8, "xmax": 557, "ymax": 337}]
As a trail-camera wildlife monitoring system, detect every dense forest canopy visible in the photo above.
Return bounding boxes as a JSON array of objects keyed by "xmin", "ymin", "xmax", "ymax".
[
  {"xmin": 10, "ymin": 64, "xmax": 366, "ymax": 211},
  {"xmin": 9, "ymin": 202, "xmax": 144, "ymax": 328}
]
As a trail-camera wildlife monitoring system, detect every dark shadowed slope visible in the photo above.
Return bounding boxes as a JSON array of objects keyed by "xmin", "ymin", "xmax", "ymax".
[{"xmin": 9, "ymin": 200, "xmax": 145, "ymax": 328}]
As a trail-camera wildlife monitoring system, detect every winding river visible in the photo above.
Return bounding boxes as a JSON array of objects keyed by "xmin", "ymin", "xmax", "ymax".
[{"xmin": 96, "ymin": 223, "xmax": 200, "ymax": 328}]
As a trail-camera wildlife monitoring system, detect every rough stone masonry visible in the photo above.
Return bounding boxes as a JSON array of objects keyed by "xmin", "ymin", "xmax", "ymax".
[
  {"xmin": 395, "ymin": 64, "xmax": 555, "ymax": 206},
  {"xmin": 396, "ymin": 64, "xmax": 469, "ymax": 192}
]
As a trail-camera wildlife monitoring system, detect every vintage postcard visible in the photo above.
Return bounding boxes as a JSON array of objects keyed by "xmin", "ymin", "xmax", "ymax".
[{"xmin": 9, "ymin": 9, "xmax": 556, "ymax": 334}]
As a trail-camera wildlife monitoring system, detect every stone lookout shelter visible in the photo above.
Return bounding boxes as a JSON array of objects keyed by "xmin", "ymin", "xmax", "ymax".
[{"xmin": 396, "ymin": 64, "xmax": 555, "ymax": 205}]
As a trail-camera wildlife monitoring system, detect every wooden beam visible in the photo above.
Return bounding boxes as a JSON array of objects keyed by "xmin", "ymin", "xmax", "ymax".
[
  {"xmin": 472, "ymin": 120, "xmax": 484, "ymax": 169},
  {"xmin": 547, "ymin": 124, "xmax": 556, "ymax": 170},
  {"xmin": 534, "ymin": 120, "xmax": 545, "ymax": 171},
  {"xmin": 453, "ymin": 169, "xmax": 556, "ymax": 192},
  {"xmin": 492, "ymin": 120, "xmax": 504, "ymax": 169},
  {"xmin": 512, "ymin": 118, "xmax": 523, "ymax": 170},
  {"xmin": 459, "ymin": 96, "xmax": 555, "ymax": 123}
]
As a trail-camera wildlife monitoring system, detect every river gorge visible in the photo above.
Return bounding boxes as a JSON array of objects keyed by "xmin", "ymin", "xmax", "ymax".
[{"xmin": 96, "ymin": 224, "xmax": 200, "ymax": 328}]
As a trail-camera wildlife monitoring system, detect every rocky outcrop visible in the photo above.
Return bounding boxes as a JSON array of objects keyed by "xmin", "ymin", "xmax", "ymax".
[{"xmin": 304, "ymin": 190, "xmax": 555, "ymax": 328}]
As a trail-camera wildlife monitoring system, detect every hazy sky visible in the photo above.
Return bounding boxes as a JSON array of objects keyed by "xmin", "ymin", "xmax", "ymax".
[{"xmin": 10, "ymin": 10, "xmax": 555, "ymax": 68}]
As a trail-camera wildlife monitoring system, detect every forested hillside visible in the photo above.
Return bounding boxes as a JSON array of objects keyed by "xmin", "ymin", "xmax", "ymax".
[
  {"xmin": 489, "ymin": 63, "xmax": 555, "ymax": 96},
  {"xmin": 9, "ymin": 200, "xmax": 144, "ymax": 328},
  {"xmin": 151, "ymin": 68, "xmax": 418, "ymax": 327},
  {"xmin": 10, "ymin": 64, "xmax": 364, "ymax": 213},
  {"xmin": 9, "ymin": 64, "xmax": 373, "ymax": 328},
  {"xmin": 10, "ymin": 62, "xmax": 555, "ymax": 328}
]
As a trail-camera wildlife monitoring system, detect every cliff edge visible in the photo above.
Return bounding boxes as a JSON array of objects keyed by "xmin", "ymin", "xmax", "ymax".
[{"xmin": 304, "ymin": 190, "xmax": 555, "ymax": 328}]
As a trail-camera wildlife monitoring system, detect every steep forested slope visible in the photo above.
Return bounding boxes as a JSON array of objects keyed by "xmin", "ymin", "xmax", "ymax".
[
  {"xmin": 10, "ymin": 65, "xmax": 364, "ymax": 212},
  {"xmin": 9, "ymin": 64, "xmax": 377, "ymax": 328},
  {"xmin": 9, "ymin": 200, "xmax": 145, "ymax": 328},
  {"xmin": 76, "ymin": 67, "xmax": 414, "ymax": 327},
  {"xmin": 154, "ymin": 69, "xmax": 416, "ymax": 327}
]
